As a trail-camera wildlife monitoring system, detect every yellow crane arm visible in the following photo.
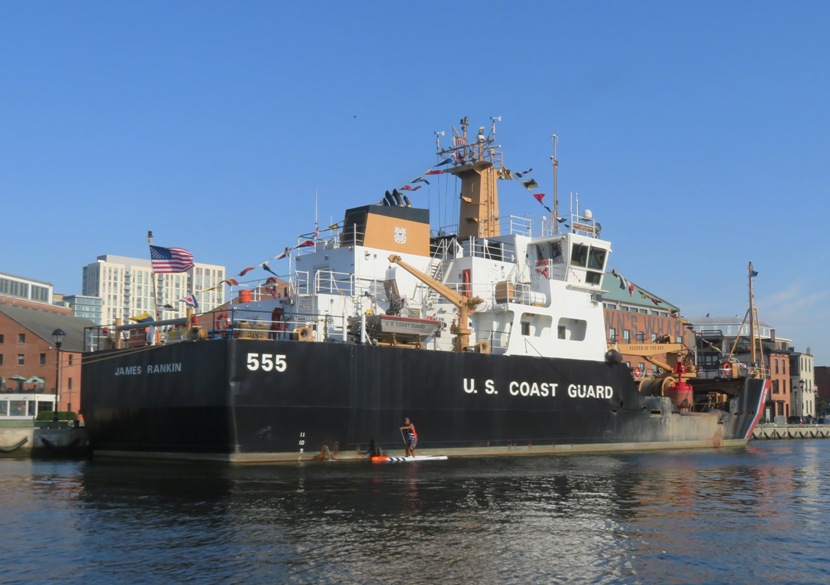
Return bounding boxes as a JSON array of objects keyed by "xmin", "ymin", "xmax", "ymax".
[
  {"xmin": 388, "ymin": 254, "xmax": 483, "ymax": 351},
  {"xmin": 388, "ymin": 255, "xmax": 481, "ymax": 311},
  {"xmin": 611, "ymin": 342, "xmax": 695, "ymax": 376}
]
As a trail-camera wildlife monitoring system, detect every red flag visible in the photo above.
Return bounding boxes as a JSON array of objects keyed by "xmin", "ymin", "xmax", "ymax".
[
  {"xmin": 297, "ymin": 240, "xmax": 315, "ymax": 248},
  {"xmin": 533, "ymin": 193, "xmax": 545, "ymax": 204},
  {"xmin": 424, "ymin": 169, "xmax": 444, "ymax": 175},
  {"xmin": 238, "ymin": 266, "xmax": 255, "ymax": 276}
]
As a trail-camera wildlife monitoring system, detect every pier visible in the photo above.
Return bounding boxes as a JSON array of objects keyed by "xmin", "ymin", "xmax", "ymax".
[{"xmin": 752, "ymin": 424, "xmax": 830, "ymax": 440}]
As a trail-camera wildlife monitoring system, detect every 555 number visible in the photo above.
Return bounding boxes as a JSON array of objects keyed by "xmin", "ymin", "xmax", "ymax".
[{"xmin": 246, "ymin": 353, "xmax": 287, "ymax": 372}]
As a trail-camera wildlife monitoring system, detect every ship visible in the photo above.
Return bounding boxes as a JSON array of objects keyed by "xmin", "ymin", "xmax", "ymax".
[{"xmin": 80, "ymin": 117, "xmax": 768, "ymax": 463}]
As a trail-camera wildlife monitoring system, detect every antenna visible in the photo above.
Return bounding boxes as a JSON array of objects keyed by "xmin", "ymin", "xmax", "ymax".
[
  {"xmin": 490, "ymin": 115, "xmax": 501, "ymax": 138},
  {"xmin": 434, "ymin": 130, "xmax": 445, "ymax": 149}
]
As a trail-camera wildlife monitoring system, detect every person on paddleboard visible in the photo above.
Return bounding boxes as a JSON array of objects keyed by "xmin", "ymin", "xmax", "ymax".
[{"xmin": 400, "ymin": 418, "xmax": 418, "ymax": 457}]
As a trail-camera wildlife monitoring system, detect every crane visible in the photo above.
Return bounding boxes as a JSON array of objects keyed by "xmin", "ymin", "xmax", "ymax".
[{"xmin": 388, "ymin": 254, "xmax": 484, "ymax": 352}]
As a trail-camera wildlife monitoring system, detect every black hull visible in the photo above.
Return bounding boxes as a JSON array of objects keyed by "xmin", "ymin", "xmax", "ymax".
[{"xmin": 81, "ymin": 339, "xmax": 767, "ymax": 463}]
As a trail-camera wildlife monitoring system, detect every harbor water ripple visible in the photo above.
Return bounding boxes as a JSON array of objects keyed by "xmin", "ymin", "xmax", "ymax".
[{"xmin": 1, "ymin": 440, "xmax": 828, "ymax": 584}]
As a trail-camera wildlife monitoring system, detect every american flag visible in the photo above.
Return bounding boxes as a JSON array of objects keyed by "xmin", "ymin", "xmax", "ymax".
[{"xmin": 150, "ymin": 245, "xmax": 194, "ymax": 273}]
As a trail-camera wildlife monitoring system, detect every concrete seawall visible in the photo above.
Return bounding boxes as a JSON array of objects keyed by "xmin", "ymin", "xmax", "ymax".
[
  {"xmin": 752, "ymin": 424, "xmax": 830, "ymax": 440},
  {"xmin": 0, "ymin": 422, "xmax": 89, "ymax": 458}
]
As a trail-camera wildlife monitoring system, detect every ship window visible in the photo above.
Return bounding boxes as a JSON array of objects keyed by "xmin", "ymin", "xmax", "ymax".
[
  {"xmin": 557, "ymin": 318, "xmax": 587, "ymax": 341},
  {"xmin": 550, "ymin": 242, "xmax": 564, "ymax": 264},
  {"xmin": 520, "ymin": 314, "xmax": 552, "ymax": 337},
  {"xmin": 588, "ymin": 247, "xmax": 606, "ymax": 270},
  {"xmin": 570, "ymin": 243, "xmax": 588, "ymax": 267}
]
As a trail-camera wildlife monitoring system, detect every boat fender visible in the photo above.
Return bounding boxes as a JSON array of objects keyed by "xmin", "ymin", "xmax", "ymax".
[
  {"xmin": 605, "ymin": 349, "xmax": 623, "ymax": 364},
  {"xmin": 0, "ymin": 436, "xmax": 29, "ymax": 453}
]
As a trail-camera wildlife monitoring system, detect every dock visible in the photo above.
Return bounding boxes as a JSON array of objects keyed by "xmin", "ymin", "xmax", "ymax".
[{"xmin": 752, "ymin": 424, "xmax": 830, "ymax": 440}]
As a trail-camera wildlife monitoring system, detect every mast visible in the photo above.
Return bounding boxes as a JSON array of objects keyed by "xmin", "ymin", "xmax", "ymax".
[
  {"xmin": 748, "ymin": 261, "xmax": 756, "ymax": 365},
  {"xmin": 148, "ymin": 230, "xmax": 159, "ymax": 321},
  {"xmin": 552, "ymin": 134, "xmax": 560, "ymax": 234},
  {"xmin": 438, "ymin": 116, "xmax": 503, "ymax": 239}
]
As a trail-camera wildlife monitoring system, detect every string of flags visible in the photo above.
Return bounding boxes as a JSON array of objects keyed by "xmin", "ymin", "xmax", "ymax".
[
  {"xmin": 611, "ymin": 269, "xmax": 635, "ymax": 296},
  {"xmin": 199, "ymin": 224, "xmax": 342, "ymax": 293},
  {"xmin": 610, "ymin": 268, "xmax": 666, "ymax": 306}
]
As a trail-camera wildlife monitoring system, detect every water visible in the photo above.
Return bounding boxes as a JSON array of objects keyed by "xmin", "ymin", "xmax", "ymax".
[{"xmin": 1, "ymin": 441, "xmax": 827, "ymax": 585}]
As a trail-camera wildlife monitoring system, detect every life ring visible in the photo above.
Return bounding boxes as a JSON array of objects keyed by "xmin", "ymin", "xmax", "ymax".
[
  {"xmin": 216, "ymin": 312, "xmax": 229, "ymax": 331},
  {"xmin": 535, "ymin": 259, "xmax": 549, "ymax": 279},
  {"xmin": 632, "ymin": 366, "xmax": 644, "ymax": 381},
  {"xmin": 721, "ymin": 362, "xmax": 732, "ymax": 377}
]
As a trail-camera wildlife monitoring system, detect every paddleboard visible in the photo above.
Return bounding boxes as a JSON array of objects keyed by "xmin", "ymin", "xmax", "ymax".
[{"xmin": 370, "ymin": 455, "xmax": 448, "ymax": 464}]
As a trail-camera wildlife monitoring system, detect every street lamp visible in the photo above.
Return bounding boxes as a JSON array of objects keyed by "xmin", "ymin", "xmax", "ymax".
[{"xmin": 51, "ymin": 328, "xmax": 65, "ymax": 422}]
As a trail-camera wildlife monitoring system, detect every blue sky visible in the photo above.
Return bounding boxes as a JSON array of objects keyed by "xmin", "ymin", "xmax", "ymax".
[{"xmin": 3, "ymin": 2, "xmax": 829, "ymax": 363}]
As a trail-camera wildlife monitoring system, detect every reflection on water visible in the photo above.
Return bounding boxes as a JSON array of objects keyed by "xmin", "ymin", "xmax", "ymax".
[{"xmin": 1, "ymin": 441, "xmax": 828, "ymax": 584}]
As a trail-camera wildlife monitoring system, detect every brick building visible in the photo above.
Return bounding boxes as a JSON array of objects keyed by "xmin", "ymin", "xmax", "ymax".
[
  {"xmin": 0, "ymin": 302, "xmax": 94, "ymax": 417},
  {"xmin": 600, "ymin": 273, "xmax": 692, "ymax": 375}
]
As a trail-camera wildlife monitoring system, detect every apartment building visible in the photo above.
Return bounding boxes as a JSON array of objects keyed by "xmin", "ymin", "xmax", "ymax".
[{"xmin": 82, "ymin": 255, "xmax": 226, "ymax": 325}]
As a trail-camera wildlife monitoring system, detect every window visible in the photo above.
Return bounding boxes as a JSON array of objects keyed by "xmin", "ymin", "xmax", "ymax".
[
  {"xmin": 0, "ymin": 354, "xmax": 3, "ymax": 366},
  {"xmin": 39, "ymin": 353, "xmax": 46, "ymax": 366},
  {"xmin": 588, "ymin": 247, "xmax": 607, "ymax": 270},
  {"xmin": 68, "ymin": 355, "xmax": 74, "ymax": 366},
  {"xmin": 635, "ymin": 332, "xmax": 645, "ymax": 343},
  {"xmin": 18, "ymin": 333, "xmax": 25, "ymax": 344},
  {"xmin": 550, "ymin": 242, "xmax": 564, "ymax": 264},
  {"xmin": 0, "ymin": 334, "xmax": 4, "ymax": 344},
  {"xmin": 571, "ymin": 243, "xmax": 588, "ymax": 267},
  {"xmin": 623, "ymin": 330, "xmax": 631, "ymax": 343},
  {"xmin": 609, "ymin": 327, "xmax": 617, "ymax": 343},
  {"xmin": 651, "ymin": 333, "xmax": 657, "ymax": 342},
  {"xmin": 17, "ymin": 354, "xmax": 24, "ymax": 366}
]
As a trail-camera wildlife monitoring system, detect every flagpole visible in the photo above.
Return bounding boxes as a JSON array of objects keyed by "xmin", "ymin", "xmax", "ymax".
[
  {"xmin": 748, "ymin": 262, "xmax": 759, "ymax": 369},
  {"xmin": 551, "ymin": 134, "xmax": 560, "ymax": 235},
  {"xmin": 148, "ymin": 230, "xmax": 159, "ymax": 322}
]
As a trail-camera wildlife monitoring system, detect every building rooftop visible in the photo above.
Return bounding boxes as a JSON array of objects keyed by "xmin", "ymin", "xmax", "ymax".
[{"xmin": 0, "ymin": 304, "xmax": 96, "ymax": 353}]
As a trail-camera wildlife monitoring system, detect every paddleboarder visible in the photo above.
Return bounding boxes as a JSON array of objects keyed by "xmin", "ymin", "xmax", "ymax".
[{"xmin": 400, "ymin": 418, "xmax": 418, "ymax": 457}]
